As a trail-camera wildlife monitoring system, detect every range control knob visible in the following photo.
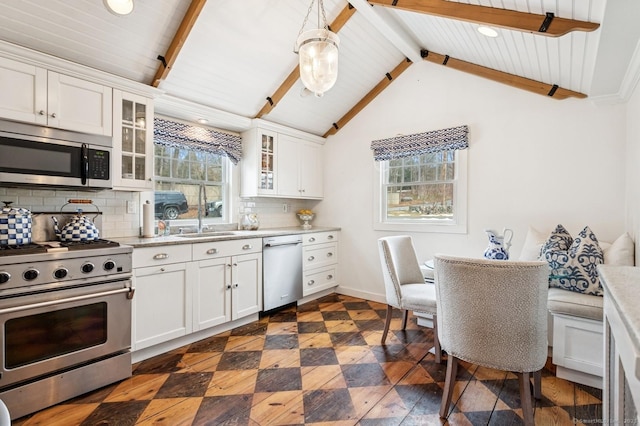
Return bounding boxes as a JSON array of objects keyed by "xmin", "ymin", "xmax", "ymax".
[
  {"xmin": 81, "ymin": 263, "xmax": 95, "ymax": 274},
  {"xmin": 0, "ymin": 272, "xmax": 10, "ymax": 284},
  {"xmin": 53, "ymin": 268, "xmax": 68, "ymax": 280},
  {"xmin": 23, "ymin": 269, "xmax": 39, "ymax": 281},
  {"xmin": 103, "ymin": 260, "xmax": 116, "ymax": 271}
]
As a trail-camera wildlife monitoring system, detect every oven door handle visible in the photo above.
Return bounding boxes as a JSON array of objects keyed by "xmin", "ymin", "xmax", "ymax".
[{"xmin": 0, "ymin": 286, "xmax": 135, "ymax": 315}]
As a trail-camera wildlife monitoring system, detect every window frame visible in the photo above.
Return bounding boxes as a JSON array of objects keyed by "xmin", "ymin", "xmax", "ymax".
[
  {"xmin": 153, "ymin": 144, "xmax": 233, "ymax": 225},
  {"xmin": 373, "ymin": 149, "xmax": 467, "ymax": 233}
]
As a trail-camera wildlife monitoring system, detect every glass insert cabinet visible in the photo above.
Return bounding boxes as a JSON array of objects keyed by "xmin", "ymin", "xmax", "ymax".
[
  {"xmin": 112, "ymin": 90, "xmax": 154, "ymax": 191},
  {"xmin": 260, "ymin": 132, "xmax": 275, "ymax": 191}
]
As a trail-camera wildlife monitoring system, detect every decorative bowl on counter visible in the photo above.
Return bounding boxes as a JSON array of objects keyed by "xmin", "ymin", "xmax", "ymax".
[{"xmin": 297, "ymin": 213, "xmax": 314, "ymax": 230}]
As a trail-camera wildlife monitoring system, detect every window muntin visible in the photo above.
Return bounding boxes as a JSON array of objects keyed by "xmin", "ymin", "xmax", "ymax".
[{"xmin": 375, "ymin": 149, "xmax": 467, "ymax": 233}]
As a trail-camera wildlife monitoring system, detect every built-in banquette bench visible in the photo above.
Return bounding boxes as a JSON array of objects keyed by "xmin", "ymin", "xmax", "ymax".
[{"xmin": 519, "ymin": 227, "xmax": 635, "ymax": 389}]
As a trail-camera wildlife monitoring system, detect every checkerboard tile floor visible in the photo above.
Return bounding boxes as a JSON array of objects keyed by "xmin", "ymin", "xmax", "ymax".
[{"xmin": 14, "ymin": 294, "xmax": 602, "ymax": 425}]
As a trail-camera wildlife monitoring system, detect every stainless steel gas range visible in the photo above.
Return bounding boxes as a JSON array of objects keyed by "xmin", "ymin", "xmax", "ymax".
[{"xmin": 0, "ymin": 238, "xmax": 134, "ymax": 420}]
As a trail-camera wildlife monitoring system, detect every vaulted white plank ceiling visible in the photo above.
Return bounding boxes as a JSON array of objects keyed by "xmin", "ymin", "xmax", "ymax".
[{"xmin": 0, "ymin": 0, "xmax": 638, "ymax": 138}]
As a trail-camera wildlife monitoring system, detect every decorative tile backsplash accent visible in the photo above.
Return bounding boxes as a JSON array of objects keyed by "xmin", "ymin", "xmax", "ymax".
[{"xmin": 0, "ymin": 186, "xmax": 318, "ymax": 238}]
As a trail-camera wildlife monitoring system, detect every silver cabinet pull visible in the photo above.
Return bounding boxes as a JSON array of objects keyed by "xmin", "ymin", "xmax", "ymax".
[
  {"xmin": 327, "ymin": 252, "xmax": 333, "ymax": 257},
  {"xmin": 226, "ymin": 284, "xmax": 232, "ymax": 290},
  {"xmin": 308, "ymin": 256, "xmax": 315, "ymax": 261},
  {"xmin": 160, "ymin": 268, "xmax": 165, "ymax": 272},
  {"xmin": 38, "ymin": 110, "xmax": 45, "ymax": 115},
  {"xmin": 327, "ymin": 274, "xmax": 333, "ymax": 279},
  {"xmin": 309, "ymin": 237, "xmax": 316, "ymax": 242},
  {"xmin": 242, "ymin": 244, "xmax": 252, "ymax": 250},
  {"xmin": 233, "ymin": 262, "xmax": 238, "ymax": 267},
  {"xmin": 233, "ymin": 283, "xmax": 239, "ymax": 288},
  {"xmin": 206, "ymin": 248, "xmax": 218, "ymax": 255},
  {"xmin": 50, "ymin": 112, "xmax": 57, "ymax": 118},
  {"xmin": 308, "ymin": 280, "xmax": 315, "ymax": 285},
  {"xmin": 153, "ymin": 253, "xmax": 169, "ymax": 260},
  {"xmin": 327, "ymin": 235, "xmax": 334, "ymax": 240}
]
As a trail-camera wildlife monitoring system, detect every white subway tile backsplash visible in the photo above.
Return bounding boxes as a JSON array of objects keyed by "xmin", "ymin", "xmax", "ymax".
[{"xmin": 1, "ymin": 185, "xmax": 320, "ymax": 239}]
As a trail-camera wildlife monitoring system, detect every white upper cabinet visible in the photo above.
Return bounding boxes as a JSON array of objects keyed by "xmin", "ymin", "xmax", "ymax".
[
  {"xmin": 0, "ymin": 57, "xmax": 46, "ymax": 124},
  {"xmin": 241, "ymin": 125, "xmax": 324, "ymax": 199},
  {"xmin": 112, "ymin": 90, "xmax": 154, "ymax": 190},
  {"xmin": 0, "ymin": 56, "xmax": 112, "ymax": 136},
  {"xmin": 278, "ymin": 134, "xmax": 323, "ymax": 199},
  {"xmin": 240, "ymin": 127, "xmax": 278, "ymax": 197}
]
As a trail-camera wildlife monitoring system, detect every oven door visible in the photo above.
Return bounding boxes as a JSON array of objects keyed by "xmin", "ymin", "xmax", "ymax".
[{"xmin": 0, "ymin": 280, "xmax": 133, "ymax": 389}]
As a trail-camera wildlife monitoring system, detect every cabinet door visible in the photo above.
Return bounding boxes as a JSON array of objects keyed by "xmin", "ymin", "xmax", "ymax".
[
  {"xmin": 257, "ymin": 129, "xmax": 278, "ymax": 195},
  {"xmin": 299, "ymin": 141, "xmax": 323, "ymax": 198},
  {"xmin": 132, "ymin": 263, "xmax": 191, "ymax": 350},
  {"xmin": 195, "ymin": 257, "xmax": 232, "ymax": 330},
  {"xmin": 112, "ymin": 90, "xmax": 154, "ymax": 190},
  {"xmin": 277, "ymin": 134, "xmax": 300, "ymax": 197},
  {"xmin": 232, "ymin": 252, "xmax": 262, "ymax": 319},
  {"xmin": 0, "ymin": 57, "xmax": 47, "ymax": 124},
  {"xmin": 47, "ymin": 72, "xmax": 112, "ymax": 136}
]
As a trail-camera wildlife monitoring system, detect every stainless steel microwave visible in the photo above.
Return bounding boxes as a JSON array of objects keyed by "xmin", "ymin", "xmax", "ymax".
[{"xmin": 0, "ymin": 120, "xmax": 112, "ymax": 190}]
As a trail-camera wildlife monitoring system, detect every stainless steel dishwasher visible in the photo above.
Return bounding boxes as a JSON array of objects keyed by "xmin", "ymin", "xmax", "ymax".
[{"xmin": 263, "ymin": 234, "xmax": 303, "ymax": 311}]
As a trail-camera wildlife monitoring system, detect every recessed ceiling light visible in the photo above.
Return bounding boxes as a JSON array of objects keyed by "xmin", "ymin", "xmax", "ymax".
[
  {"xmin": 197, "ymin": 118, "xmax": 208, "ymax": 124},
  {"xmin": 477, "ymin": 26, "xmax": 499, "ymax": 38},
  {"xmin": 103, "ymin": 0, "xmax": 134, "ymax": 16}
]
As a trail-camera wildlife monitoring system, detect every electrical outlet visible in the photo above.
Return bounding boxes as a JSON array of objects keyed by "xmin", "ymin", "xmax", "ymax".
[
  {"xmin": 126, "ymin": 200, "xmax": 136, "ymax": 214},
  {"xmin": 282, "ymin": 203, "xmax": 289, "ymax": 213}
]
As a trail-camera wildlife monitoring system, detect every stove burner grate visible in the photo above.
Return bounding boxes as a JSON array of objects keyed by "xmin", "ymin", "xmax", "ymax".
[
  {"xmin": 60, "ymin": 239, "xmax": 121, "ymax": 250},
  {"xmin": 0, "ymin": 243, "xmax": 48, "ymax": 256}
]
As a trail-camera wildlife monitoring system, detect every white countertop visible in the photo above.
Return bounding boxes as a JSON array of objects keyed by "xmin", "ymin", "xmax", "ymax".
[
  {"xmin": 598, "ymin": 265, "xmax": 640, "ymax": 378},
  {"xmin": 111, "ymin": 226, "xmax": 340, "ymax": 248}
]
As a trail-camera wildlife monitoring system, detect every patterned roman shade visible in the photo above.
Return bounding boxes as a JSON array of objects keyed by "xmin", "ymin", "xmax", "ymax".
[
  {"xmin": 153, "ymin": 118, "xmax": 243, "ymax": 164},
  {"xmin": 370, "ymin": 125, "xmax": 469, "ymax": 161}
]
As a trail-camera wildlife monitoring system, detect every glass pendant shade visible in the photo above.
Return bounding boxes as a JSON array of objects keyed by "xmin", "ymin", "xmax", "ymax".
[{"xmin": 296, "ymin": 29, "xmax": 340, "ymax": 97}]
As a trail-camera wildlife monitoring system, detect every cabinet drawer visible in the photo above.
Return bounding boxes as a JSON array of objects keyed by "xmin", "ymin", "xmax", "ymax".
[
  {"xmin": 303, "ymin": 242, "xmax": 338, "ymax": 270},
  {"xmin": 192, "ymin": 238, "xmax": 262, "ymax": 261},
  {"xmin": 133, "ymin": 245, "xmax": 191, "ymax": 268},
  {"xmin": 303, "ymin": 265, "xmax": 338, "ymax": 296},
  {"xmin": 303, "ymin": 231, "xmax": 338, "ymax": 246}
]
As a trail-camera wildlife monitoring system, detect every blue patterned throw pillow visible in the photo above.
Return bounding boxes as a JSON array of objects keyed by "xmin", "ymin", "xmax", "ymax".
[{"xmin": 542, "ymin": 225, "xmax": 604, "ymax": 296}]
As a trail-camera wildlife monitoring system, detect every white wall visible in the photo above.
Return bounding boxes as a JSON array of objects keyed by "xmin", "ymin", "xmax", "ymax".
[
  {"xmin": 625, "ymin": 71, "xmax": 640, "ymax": 264},
  {"xmin": 319, "ymin": 62, "xmax": 628, "ymax": 302}
]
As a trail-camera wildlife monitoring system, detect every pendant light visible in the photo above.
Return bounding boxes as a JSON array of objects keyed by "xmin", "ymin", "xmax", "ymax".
[{"xmin": 295, "ymin": 0, "xmax": 340, "ymax": 98}]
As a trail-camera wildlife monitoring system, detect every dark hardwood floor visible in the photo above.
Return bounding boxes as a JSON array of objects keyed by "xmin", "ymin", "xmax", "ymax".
[{"xmin": 14, "ymin": 293, "xmax": 601, "ymax": 425}]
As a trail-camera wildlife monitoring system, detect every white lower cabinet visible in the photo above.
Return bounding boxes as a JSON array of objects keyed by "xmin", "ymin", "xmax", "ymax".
[
  {"xmin": 302, "ymin": 231, "xmax": 339, "ymax": 297},
  {"xmin": 132, "ymin": 239, "xmax": 263, "ymax": 351},
  {"xmin": 133, "ymin": 261, "xmax": 191, "ymax": 351},
  {"xmin": 194, "ymin": 251, "xmax": 262, "ymax": 331}
]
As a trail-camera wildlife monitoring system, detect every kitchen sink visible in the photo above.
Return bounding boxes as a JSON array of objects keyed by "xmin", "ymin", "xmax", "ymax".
[{"xmin": 175, "ymin": 231, "xmax": 238, "ymax": 238}]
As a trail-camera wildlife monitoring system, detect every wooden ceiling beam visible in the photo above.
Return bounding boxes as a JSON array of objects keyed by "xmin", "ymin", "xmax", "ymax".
[
  {"xmin": 421, "ymin": 49, "xmax": 586, "ymax": 100},
  {"xmin": 151, "ymin": 0, "xmax": 207, "ymax": 88},
  {"xmin": 255, "ymin": 3, "xmax": 357, "ymax": 118},
  {"xmin": 323, "ymin": 58, "xmax": 413, "ymax": 138},
  {"xmin": 368, "ymin": 0, "xmax": 599, "ymax": 37}
]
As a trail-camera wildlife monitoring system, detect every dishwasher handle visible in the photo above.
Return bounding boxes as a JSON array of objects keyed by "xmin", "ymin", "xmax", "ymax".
[{"xmin": 264, "ymin": 240, "xmax": 302, "ymax": 248}]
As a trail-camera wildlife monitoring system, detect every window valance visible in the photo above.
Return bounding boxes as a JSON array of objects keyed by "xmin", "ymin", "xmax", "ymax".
[
  {"xmin": 370, "ymin": 125, "xmax": 469, "ymax": 161},
  {"xmin": 153, "ymin": 118, "xmax": 243, "ymax": 164}
]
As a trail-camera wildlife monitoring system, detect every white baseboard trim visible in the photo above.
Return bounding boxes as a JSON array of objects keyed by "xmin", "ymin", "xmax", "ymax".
[
  {"xmin": 336, "ymin": 285, "xmax": 385, "ymax": 304},
  {"xmin": 556, "ymin": 366, "xmax": 603, "ymax": 389}
]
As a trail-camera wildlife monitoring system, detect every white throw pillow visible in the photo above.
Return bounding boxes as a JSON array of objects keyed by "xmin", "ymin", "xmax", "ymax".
[
  {"xmin": 518, "ymin": 226, "xmax": 548, "ymax": 261},
  {"xmin": 603, "ymin": 232, "xmax": 635, "ymax": 266}
]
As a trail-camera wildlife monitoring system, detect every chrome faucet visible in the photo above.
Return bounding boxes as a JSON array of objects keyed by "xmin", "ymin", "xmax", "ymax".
[{"xmin": 197, "ymin": 183, "xmax": 208, "ymax": 234}]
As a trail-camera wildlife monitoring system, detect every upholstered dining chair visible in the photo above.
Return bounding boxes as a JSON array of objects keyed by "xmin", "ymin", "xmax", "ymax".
[
  {"xmin": 433, "ymin": 255, "xmax": 549, "ymax": 426},
  {"xmin": 378, "ymin": 236, "xmax": 441, "ymax": 363}
]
